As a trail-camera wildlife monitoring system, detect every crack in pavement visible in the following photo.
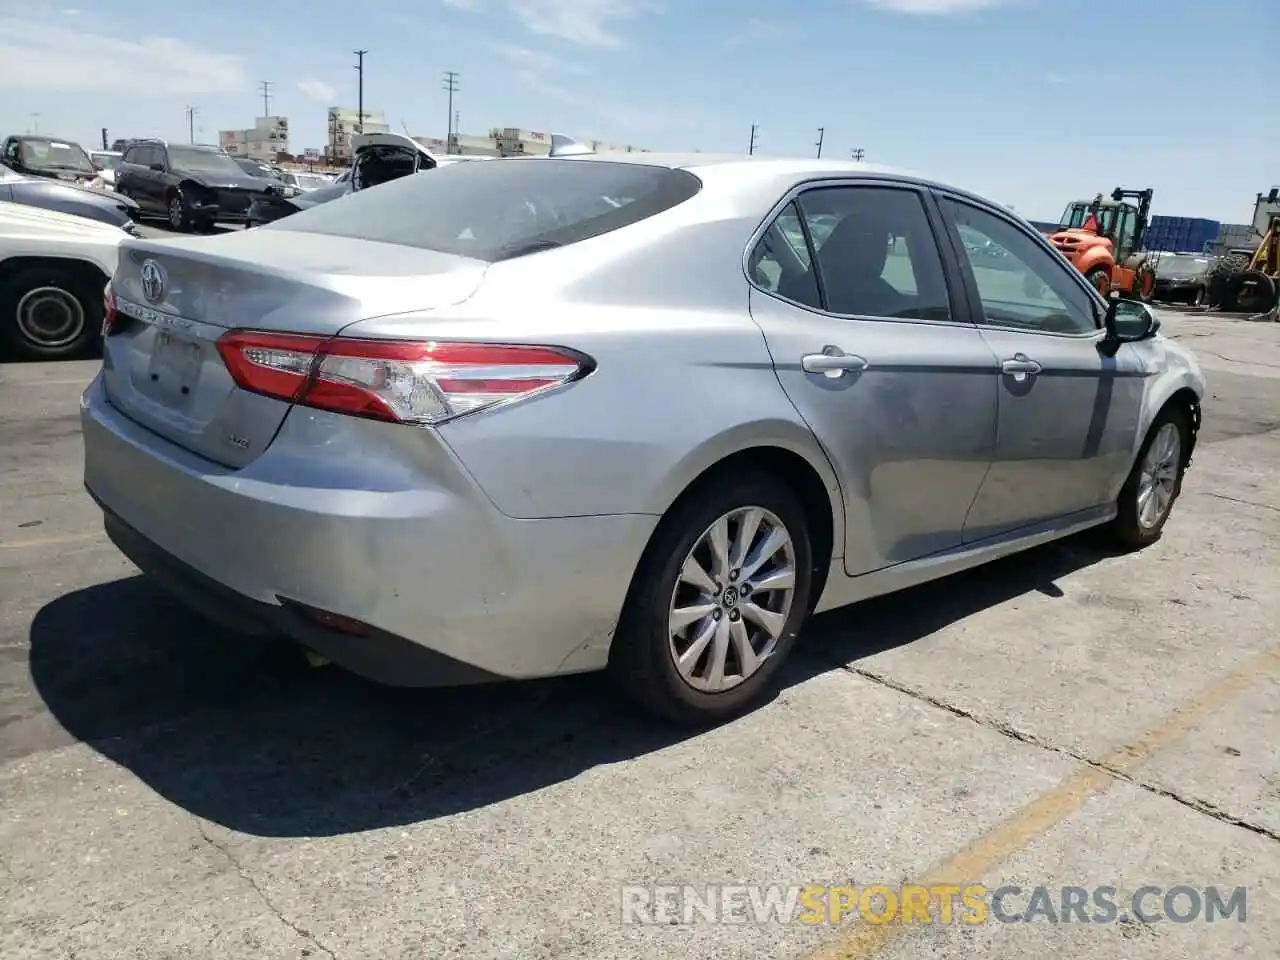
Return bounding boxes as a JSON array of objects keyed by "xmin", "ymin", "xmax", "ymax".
[
  {"xmin": 1198, "ymin": 491, "xmax": 1280, "ymax": 514},
  {"xmin": 195, "ymin": 820, "xmax": 339, "ymax": 960},
  {"xmin": 838, "ymin": 663, "xmax": 1280, "ymax": 844}
]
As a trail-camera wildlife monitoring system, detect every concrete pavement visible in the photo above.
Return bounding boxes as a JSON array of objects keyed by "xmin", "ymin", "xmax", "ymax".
[{"xmin": 0, "ymin": 309, "xmax": 1277, "ymax": 959}]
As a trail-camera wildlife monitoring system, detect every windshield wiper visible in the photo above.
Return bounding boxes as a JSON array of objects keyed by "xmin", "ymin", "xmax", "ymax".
[{"xmin": 493, "ymin": 238, "xmax": 563, "ymax": 261}]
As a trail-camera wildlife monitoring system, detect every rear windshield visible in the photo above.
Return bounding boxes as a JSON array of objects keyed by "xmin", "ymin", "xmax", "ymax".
[{"xmin": 265, "ymin": 158, "xmax": 702, "ymax": 261}]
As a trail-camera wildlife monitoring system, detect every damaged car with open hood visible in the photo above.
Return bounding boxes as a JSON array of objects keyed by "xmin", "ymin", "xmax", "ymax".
[{"xmin": 244, "ymin": 132, "xmax": 491, "ymax": 228}]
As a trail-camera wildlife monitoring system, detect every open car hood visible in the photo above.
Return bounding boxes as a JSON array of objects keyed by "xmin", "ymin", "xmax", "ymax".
[{"xmin": 351, "ymin": 131, "xmax": 440, "ymax": 165}]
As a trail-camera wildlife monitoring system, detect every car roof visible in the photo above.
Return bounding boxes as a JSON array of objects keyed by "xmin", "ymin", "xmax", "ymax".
[{"xmin": 564, "ymin": 152, "xmax": 987, "ymax": 204}]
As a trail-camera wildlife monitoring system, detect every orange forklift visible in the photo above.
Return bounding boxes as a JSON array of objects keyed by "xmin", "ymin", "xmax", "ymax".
[{"xmin": 1049, "ymin": 188, "xmax": 1158, "ymax": 300}]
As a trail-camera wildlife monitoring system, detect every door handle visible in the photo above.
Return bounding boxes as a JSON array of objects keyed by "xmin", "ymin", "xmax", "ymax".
[
  {"xmin": 1000, "ymin": 353, "xmax": 1042, "ymax": 381},
  {"xmin": 802, "ymin": 347, "xmax": 868, "ymax": 378}
]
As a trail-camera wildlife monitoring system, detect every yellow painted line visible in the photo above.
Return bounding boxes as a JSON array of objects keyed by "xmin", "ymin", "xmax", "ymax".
[
  {"xmin": 0, "ymin": 532, "xmax": 103, "ymax": 550},
  {"xmin": 807, "ymin": 642, "xmax": 1280, "ymax": 960}
]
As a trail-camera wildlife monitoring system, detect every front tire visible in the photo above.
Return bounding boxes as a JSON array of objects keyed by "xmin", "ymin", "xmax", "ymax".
[
  {"xmin": 1109, "ymin": 406, "xmax": 1191, "ymax": 550},
  {"xmin": 609, "ymin": 472, "xmax": 814, "ymax": 726},
  {"xmin": 0, "ymin": 264, "xmax": 103, "ymax": 360},
  {"xmin": 167, "ymin": 189, "xmax": 190, "ymax": 232}
]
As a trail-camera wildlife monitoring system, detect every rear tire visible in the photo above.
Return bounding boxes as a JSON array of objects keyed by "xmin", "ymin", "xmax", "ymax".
[
  {"xmin": 1084, "ymin": 265, "xmax": 1111, "ymax": 297},
  {"xmin": 1108, "ymin": 405, "xmax": 1191, "ymax": 551},
  {"xmin": 0, "ymin": 264, "xmax": 103, "ymax": 361},
  {"xmin": 1230, "ymin": 271, "xmax": 1278, "ymax": 315},
  {"xmin": 608, "ymin": 472, "xmax": 814, "ymax": 726},
  {"xmin": 1134, "ymin": 262, "xmax": 1157, "ymax": 302}
]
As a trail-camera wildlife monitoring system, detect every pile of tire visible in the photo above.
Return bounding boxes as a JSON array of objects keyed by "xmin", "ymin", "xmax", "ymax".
[{"xmin": 1208, "ymin": 253, "xmax": 1278, "ymax": 314}]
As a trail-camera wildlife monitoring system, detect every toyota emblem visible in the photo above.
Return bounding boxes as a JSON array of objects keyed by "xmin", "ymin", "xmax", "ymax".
[{"xmin": 140, "ymin": 259, "xmax": 167, "ymax": 304}]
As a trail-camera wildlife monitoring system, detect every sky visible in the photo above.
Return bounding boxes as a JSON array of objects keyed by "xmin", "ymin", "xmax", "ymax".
[{"xmin": 0, "ymin": 0, "xmax": 1276, "ymax": 222}]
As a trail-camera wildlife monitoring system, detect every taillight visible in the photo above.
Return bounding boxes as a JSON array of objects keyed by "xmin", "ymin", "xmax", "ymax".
[
  {"xmin": 216, "ymin": 331, "xmax": 592, "ymax": 424},
  {"xmin": 102, "ymin": 283, "xmax": 118, "ymax": 336}
]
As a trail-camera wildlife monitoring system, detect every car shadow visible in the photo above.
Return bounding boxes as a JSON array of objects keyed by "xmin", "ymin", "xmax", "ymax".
[{"xmin": 27, "ymin": 533, "xmax": 1115, "ymax": 838}]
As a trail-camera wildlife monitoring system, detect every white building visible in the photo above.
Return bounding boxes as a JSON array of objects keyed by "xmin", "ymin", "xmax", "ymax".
[
  {"xmin": 326, "ymin": 107, "xmax": 391, "ymax": 162},
  {"xmin": 218, "ymin": 116, "xmax": 290, "ymax": 161},
  {"xmin": 410, "ymin": 126, "xmax": 649, "ymax": 159}
]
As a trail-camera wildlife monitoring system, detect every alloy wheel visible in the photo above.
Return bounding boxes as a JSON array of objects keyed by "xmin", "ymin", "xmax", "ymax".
[
  {"xmin": 1136, "ymin": 422, "xmax": 1181, "ymax": 529},
  {"xmin": 667, "ymin": 506, "xmax": 797, "ymax": 692}
]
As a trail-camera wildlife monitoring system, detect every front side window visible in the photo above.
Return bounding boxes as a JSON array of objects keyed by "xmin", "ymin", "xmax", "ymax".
[
  {"xmin": 944, "ymin": 197, "xmax": 1098, "ymax": 335},
  {"xmin": 270, "ymin": 159, "xmax": 702, "ymax": 262}
]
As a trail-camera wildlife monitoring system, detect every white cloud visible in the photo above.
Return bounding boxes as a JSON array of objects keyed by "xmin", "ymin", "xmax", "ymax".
[
  {"xmin": 445, "ymin": 0, "xmax": 657, "ymax": 46},
  {"xmin": 0, "ymin": 19, "xmax": 246, "ymax": 93},
  {"xmin": 297, "ymin": 78, "xmax": 337, "ymax": 103},
  {"xmin": 506, "ymin": 0, "xmax": 657, "ymax": 47},
  {"xmin": 864, "ymin": 0, "xmax": 1012, "ymax": 12},
  {"xmin": 487, "ymin": 41, "xmax": 588, "ymax": 74}
]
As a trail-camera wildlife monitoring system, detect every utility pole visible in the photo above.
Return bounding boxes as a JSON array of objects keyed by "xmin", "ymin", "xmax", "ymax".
[
  {"xmin": 815, "ymin": 127, "xmax": 824, "ymax": 159},
  {"xmin": 259, "ymin": 80, "xmax": 273, "ymax": 117},
  {"xmin": 748, "ymin": 123, "xmax": 758, "ymax": 156},
  {"xmin": 101, "ymin": 128, "xmax": 109, "ymax": 150},
  {"xmin": 850, "ymin": 147, "xmax": 865, "ymax": 161},
  {"xmin": 28, "ymin": 113, "xmax": 39, "ymax": 134},
  {"xmin": 353, "ymin": 49, "xmax": 368, "ymax": 133},
  {"xmin": 442, "ymin": 71, "xmax": 459, "ymax": 154},
  {"xmin": 186, "ymin": 106, "xmax": 199, "ymax": 144}
]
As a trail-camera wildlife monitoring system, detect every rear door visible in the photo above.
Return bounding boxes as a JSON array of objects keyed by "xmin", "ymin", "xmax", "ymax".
[
  {"xmin": 747, "ymin": 180, "xmax": 999, "ymax": 576},
  {"xmin": 125, "ymin": 144, "xmax": 160, "ymax": 210},
  {"xmin": 934, "ymin": 193, "xmax": 1145, "ymax": 539}
]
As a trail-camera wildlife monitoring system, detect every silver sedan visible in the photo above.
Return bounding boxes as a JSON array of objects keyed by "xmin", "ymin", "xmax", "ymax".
[{"xmin": 81, "ymin": 153, "xmax": 1205, "ymax": 724}]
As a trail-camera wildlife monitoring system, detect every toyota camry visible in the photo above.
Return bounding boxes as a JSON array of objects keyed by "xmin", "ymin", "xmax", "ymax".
[{"xmin": 82, "ymin": 152, "xmax": 1204, "ymax": 724}]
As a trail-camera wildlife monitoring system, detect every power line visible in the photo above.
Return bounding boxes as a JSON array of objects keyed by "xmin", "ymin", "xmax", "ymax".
[
  {"xmin": 815, "ymin": 127, "xmax": 824, "ymax": 159},
  {"xmin": 353, "ymin": 49, "xmax": 368, "ymax": 134},
  {"xmin": 748, "ymin": 123, "xmax": 758, "ymax": 156},
  {"xmin": 259, "ymin": 80, "xmax": 273, "ymax": 117},
  {"xmin": 442, "ymin": 71, "xmax": 459, "ymax": 154}
]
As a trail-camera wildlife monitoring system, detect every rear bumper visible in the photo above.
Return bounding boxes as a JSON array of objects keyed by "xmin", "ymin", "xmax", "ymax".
[{"xmin": 80, "ymin": 375, "xmax": 656, "ymax": 682}]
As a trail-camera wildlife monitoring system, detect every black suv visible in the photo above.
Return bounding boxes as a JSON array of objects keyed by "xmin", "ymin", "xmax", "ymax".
[{"xmin": 114, "ymin": 140, "xmax": 280, "ymax": 231}]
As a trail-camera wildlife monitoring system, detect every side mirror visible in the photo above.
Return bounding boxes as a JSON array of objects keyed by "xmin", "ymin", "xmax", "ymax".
[
  {"xmin": 149, "ymin": 162, "xmax": 164, "ymax": 172},
  {"xmin": 1101, "ymin": 294, "xmax": 1157, "ymax": 353}
]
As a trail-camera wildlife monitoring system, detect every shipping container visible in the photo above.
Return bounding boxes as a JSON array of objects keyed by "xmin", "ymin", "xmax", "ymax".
[{"xmin": 1142, "ymin": 215, "xmax": 1220, "ymax": 253}]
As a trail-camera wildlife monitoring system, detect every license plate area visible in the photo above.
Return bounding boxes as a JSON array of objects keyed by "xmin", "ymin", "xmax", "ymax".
[{"xmin": 147, "ymin": 331, "xmax": 203, "ymax": 407}]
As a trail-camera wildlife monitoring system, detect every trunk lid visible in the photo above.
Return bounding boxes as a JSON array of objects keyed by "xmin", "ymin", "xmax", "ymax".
[{"xmin": 104, "ymin": 231, "xmax": 488, "ymax": 468}]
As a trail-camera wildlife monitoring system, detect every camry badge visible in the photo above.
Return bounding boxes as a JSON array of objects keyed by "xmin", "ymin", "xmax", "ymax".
[{"xmin": 140, "ymin": 259, "xmax": 167, "ymax": 304}]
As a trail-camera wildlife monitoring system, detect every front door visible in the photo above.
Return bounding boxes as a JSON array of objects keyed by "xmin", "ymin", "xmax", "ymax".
[
  {"xmin": 747, "ymin": 182, "xmax": 999, "ymax": 577},
  {"xmin": 936, "ymin": 194, "xmax": 1146, "ymax": 540}
]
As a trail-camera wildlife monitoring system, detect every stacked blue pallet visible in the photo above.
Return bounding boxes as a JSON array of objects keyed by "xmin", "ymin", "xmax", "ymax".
[{"xmin": 1144, "ymin": 216, "xmax": 1221, "ymax": 253}]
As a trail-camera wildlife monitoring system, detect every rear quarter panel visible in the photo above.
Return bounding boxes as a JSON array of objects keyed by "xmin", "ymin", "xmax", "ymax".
[{"xmin": 339, "ymin": 193, "xmax": 844, "ymax": 533}]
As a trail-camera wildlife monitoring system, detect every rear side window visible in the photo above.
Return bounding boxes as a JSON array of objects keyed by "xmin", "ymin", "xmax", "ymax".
[{"xmin": 267, "ymin": 159, "xmax": 702, "ymax": 261}]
